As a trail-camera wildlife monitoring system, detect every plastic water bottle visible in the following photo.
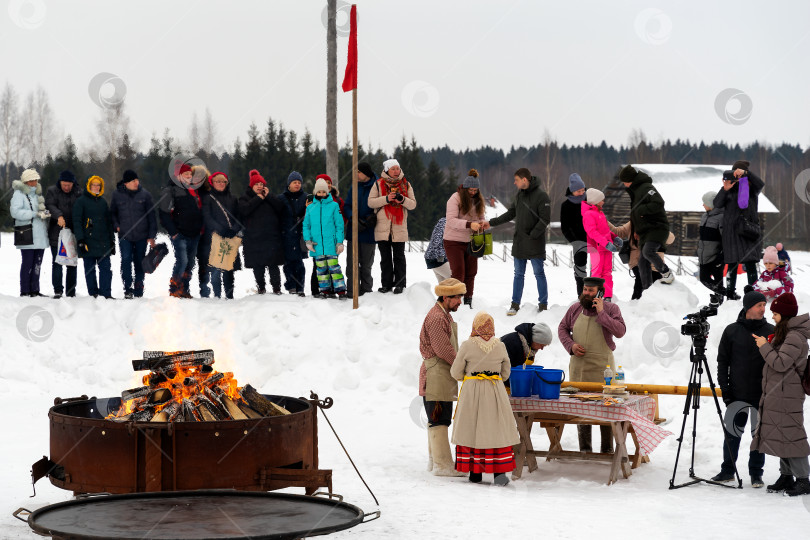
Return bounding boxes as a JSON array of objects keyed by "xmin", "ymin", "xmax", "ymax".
[
  {"xmin": 604, "ymin": 365, "xmax": 614, "ymax": 385},
  {"xmin": 615, "ymin": 366, "xmax": 625, "ymax": 384}
]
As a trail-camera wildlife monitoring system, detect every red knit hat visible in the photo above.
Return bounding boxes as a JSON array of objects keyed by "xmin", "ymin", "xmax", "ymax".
[
  {"xmin": 771, "ymin": 292, "xmax": 798, "ymax": 318},
  {"xmin": 178, "ymin": 163, "xmax": 192, "ymax": 175},
  {"xmin": 316, "ymin": 173, "xmax": 332, "ymax": 186},
  {"xmin": 249, "ymin": 169, "xmax": 266, "ymax": 188},
  {"xmin": 208, "ymin": 172, "xmax": 228, "ymax": 186}
]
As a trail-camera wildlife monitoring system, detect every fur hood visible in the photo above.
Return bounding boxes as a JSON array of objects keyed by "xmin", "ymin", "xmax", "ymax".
[{"xmin": 12, "ymin": 179, "xmax": 46, "ymax": 211}]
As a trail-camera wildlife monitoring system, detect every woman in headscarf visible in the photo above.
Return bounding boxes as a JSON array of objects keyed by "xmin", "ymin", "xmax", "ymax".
[{"xmin": 451, "ymin": 312, "xmax": 520, "ymax": 486}]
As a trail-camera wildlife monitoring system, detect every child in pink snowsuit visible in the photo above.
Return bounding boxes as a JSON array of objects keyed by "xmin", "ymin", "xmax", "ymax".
[
  {"xmin": 581, "ymin": 188, "xmax": 621, "ymax": 299},
  {"xmin": 752, "ymin": 245, "xmax": 794, "ymax": 299}
]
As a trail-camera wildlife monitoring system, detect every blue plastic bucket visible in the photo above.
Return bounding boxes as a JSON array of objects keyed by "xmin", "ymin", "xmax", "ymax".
[
  {"xmin": 535, "ymin": 368, "xmax": 565, "ymax": 399},
  {"xmin": 526, "ymin": 365, "xmax": 545, "ymax": 396},
  {"xmin": 509, "ymin": 367, "xmax": 534, "ymax": 398}
]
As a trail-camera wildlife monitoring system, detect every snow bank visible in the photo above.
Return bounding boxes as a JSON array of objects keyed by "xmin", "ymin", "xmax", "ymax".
[{"xmin": 1, "ymin": 232, "xmax": 809, "ymax": 538}]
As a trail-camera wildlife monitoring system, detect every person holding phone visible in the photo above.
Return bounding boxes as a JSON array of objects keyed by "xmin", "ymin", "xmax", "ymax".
[
  {"xmin": 713, "ymin": 160, "xmax": 764, "ymax": 300},
  {"xmin": 557, "ymin": 276, "xmax": 627, "ymax": 453}
]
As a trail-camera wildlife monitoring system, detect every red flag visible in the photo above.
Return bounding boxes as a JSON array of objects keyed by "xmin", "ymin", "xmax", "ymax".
[{"xmin": 341, "ymin": 5, "xmax": 358, "ymax": 92}]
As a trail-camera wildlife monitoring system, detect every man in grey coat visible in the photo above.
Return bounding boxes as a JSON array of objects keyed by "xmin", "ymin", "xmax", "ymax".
[
  {"xmin": 697, "ymin": 191, "xmax": 724, "ymax": 297},
  {"xmin": 485, "ymin": 168, "xmax": 551, "ymax": 315}
]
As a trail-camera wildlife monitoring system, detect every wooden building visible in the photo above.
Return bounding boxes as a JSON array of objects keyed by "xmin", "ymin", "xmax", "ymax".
[{"xmin": 602, "ymin": 164, "xmax": 779, "ymax": 257}]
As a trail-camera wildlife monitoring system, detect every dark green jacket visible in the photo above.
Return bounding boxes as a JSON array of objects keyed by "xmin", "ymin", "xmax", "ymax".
[
  {"xmin": 625, "ymin": 171, "xmax": 670, "ymax": 246},
  {"xmin": 489, "ymin": 176, "xmax": 551, "ymax": 260},
  {"xmin": 72, "ymin": 176, "xmax": 115, "ymax": 258}
]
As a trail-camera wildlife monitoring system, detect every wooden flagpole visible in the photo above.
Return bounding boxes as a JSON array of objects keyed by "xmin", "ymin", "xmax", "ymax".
[{"xmin": 351, "ymin": 87, "xmax": 359, "ymax": 309}]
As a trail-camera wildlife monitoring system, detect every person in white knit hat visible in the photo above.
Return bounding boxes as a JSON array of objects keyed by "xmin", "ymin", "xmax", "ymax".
[
  {"xmin": 10, "ymin": 169, "xmax": 50, "ymax": 296},
  {"xmin": 368, "ymin": 158, "xmax": 416, "ymax": 294}
]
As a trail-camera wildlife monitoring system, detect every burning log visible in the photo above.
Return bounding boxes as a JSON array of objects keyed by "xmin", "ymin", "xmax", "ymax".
[
  {"xmin": 121, "ymin": 386, "xmax": 150, "ymax": 401},
  {"xmin": 130, "ymin": 407, "xmax": 156, "ymax": 422},
  {"xmin": 148, "ymin": 388, "xmax": 172, "ymax": 405},
  {"xmin": 238, "ymin": 404, "xmax": 263, "ymax": 419},
  {"xmin": 151, "ymin": 401, "xmax": 182, "ymax": 423},
  {"xmin": 220, "ymin": 396, "xmax": 249, "ymax": 420},
  {"xmin": 182, "ymin": 398, "xmax": 201, "ymax": 422},
  {"xmin": 132, "ymin": 350, "xmax": 215, "ymax": 372},
  {"xmin": 195, "ymin": 395, "xmax": 226, "ymax": 421},
  {"xmin": 241, "ymin": 385, "xmax": 291, "ymax": 416}
]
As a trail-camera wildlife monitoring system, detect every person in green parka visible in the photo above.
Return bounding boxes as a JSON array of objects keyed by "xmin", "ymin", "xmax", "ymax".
[
  {"xmin": 302, "ymin": 177, "xmax": 347, "ymax": 299},
  {"xmin": 72, "ymin": 175, "xmax": 115, "ymax": 298},
  {"xmin": 618, "ymin": 165, "xmax": 674, "ymax": 290}
]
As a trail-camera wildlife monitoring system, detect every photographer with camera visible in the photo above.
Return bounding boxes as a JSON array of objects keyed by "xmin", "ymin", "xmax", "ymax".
[
  {"xmin": 711, "ymin": 291, "xmax": 773, "ymax": 487},
  {"xmin": 558, "ymin": 276, "xmax": 626, "ymax": 453}
]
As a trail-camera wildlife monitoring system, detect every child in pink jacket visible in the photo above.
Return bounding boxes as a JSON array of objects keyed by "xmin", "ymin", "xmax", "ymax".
[
  {"xmin": 752, "ymin": 245, "xmax": 794, "ymax": 299},
  {"xmin": 581, "ymin": 189, "xmax": 622, "ymax": 300}
]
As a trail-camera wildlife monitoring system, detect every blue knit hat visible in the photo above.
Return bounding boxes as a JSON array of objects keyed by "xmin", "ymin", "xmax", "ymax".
[
  {"xmin": 569, "ymin": 173, "xmax": 585, "ymax": 193},
  {"xmin": 287, "ymin": 171, "xmax": 303, "ymax": 187},
  {"xmin": 58, "ymin": 170, "xmax": 76, "ymax": 184}
]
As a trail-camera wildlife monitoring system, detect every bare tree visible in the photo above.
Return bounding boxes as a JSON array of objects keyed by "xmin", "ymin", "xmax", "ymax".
[
  {"xmin": 325, "ymin": 0, "xmax": 338, "ymax": 180},
  {"xmin": 627, "ymin": 128, "xmax": 647, "ymax": 163},
  {"xmin": 93, "ymin": 100, "xmax": 132, "ymax": 184},
  {"xmin": 201, "ymin": 107, "xmax": 217, "ymax": 156},
  {"xmin": 188, "ymin": 111, "xmax": 201, "ymax": 153},
  {"xmin": 21, "ymin": 85, "xmax": 59, "ymax": 167},
  {"xmin": 0, "ymin": 82, "xmax": 22, "ymax": 190}
]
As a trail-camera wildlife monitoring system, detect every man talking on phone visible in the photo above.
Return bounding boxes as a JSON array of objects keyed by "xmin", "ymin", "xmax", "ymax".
[{"xmin": 557, "ymin": 276, "xmax": 627, "ymax": 453}]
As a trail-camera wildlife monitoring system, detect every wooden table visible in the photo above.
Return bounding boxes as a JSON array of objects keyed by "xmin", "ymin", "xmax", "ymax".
[{"xmin": 510, "ymin": 395, "xmax": 671, "ymax": 485}]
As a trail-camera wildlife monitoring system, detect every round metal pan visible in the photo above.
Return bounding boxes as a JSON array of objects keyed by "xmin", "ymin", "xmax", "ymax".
[{"xmin": 19, "ymin": 490, "xmax": 378, "ymax": 539}]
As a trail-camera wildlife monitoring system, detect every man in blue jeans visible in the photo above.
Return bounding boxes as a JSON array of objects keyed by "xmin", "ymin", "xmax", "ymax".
[
  {"xmin": 111, "ymin": 170, "xmax": 157, "ymax": 298},
  {"xmin": 484, "ymin": 167, "xmax": 551, "ymax": 315}
]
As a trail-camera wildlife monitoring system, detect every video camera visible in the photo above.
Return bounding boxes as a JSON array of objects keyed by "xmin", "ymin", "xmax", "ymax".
[{"xmin": 680, "ymin": 293, "xmax": 723, "ymax": 337}]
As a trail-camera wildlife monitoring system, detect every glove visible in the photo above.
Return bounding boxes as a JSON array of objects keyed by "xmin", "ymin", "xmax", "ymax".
[
  {"xmin": 336, "ymin": 244, "xmax": 344, "ymax": 255},
  {"xmin": 306, "ymin": 241, "xmax": 316, "ymax": 252},
  {"xmin": 722, "ymin": 389, "xmax": 734, "ymax": 406},
  {"xmin": 613, "ymin": 237, "xmax": 624, "ymax": 248},
  {"xmin": 605, "ymin": 242, "xmax": 619, "ymax": 253},
  {"xmin": 37, "ymin": 211, "xmax": 50, "ymax": 220},
  {"xmin": 236, "ymin": 230, "xmax": 244, "ymax": 238},
  {"xmin": 77, "ymin": 241, "xmax": 88, "ymax": 253}
]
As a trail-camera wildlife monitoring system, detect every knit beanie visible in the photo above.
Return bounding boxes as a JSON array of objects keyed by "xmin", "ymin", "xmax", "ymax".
[
  {"xmin": 743, "ymin": 290, "xmax": 767, "ymax": 313},
  {"xmin": 178, "ymin": 163, "xmax": 192, "ymax": 175},
  {"xmin": 21, "ymin": 169, "xmax": 40, "ymax": 183},
  {"xmin": 762, "ymin": 246, "xmax": 779, "ymax": 265},
  {"xmin": 569, "ymin": 173, "xmax": 585, "ymax": 193},
  {"xmin": 531, "ymin": 323, "xmax": 553, "ymax": 346},
  {"xmin": 586, "ymin": 188, "xmax": 604, "ymax": 205},
  {"xmin": 287, "ymin": 171, "xmax": 303, "ymax": 186},
  {"xmin": 122, "ymin": 169, "xmax": 138, "ymax": 183},
  {"xmin": 618, "ymin": 165, "xmax": 637, "ymax": 183},
  {"xmin": 313, "ymin": 178, "xmax": 329, "ymax": 195},
  {"xmin": 462, "ymin": 168, "xmax": 480, "ymax": 189},
  {"xmin": 249, "ymin": 169, "xmax": 266, "ymax": 188},
  {"xmin": 358, "ymin": 162, "xmax": 374, "ymax": 179},
  {"xmin": 771, "ymin": 292, "xmax": 798, "ymax": 318},
  {"xmin": 383, "ymin": 158, "xmax": 400, "ymax": 172},
  {"xmin": 702, "ymin": 191, "xmax": 716, "ymax": 209},
  {"xmin": 208, "ymin": 172, "xmax": 228, "ymax": 186},
  {"xmin": 58, "ymin": 170, "xmax": 76, "ymax": 184}
]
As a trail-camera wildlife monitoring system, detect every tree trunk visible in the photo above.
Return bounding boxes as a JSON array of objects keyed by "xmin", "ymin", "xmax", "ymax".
[{"xmin": 326, "ymin": 0, "xmax": 339, "ymax": 181}]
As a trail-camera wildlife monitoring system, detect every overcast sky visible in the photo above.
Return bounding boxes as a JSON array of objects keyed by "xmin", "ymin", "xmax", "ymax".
[{"xmin": 2, "ymin": 0, "xmax": 809, "ymax": 157}]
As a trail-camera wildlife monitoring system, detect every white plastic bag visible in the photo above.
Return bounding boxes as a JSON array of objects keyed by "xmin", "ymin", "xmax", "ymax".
[{"xmin": 55, "ymin": 228, "xmax": 78, "ymax": 266}]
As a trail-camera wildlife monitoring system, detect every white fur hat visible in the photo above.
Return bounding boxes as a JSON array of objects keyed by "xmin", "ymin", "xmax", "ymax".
[
  {"xmin": 21, "ymin": 169, "xmax": 40, "ymax": 183},
  {"xmin": 383, "ymin": 158, "xmax": 400, "ymax": 172}
]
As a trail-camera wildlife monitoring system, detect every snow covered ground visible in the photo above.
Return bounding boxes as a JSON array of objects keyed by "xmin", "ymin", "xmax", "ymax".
[{"xmin": 1, "ymin": 231, "xmax": 809, "ymax": 539}]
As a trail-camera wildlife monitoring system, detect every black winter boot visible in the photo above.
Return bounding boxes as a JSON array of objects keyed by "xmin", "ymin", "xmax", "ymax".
[
  {"xmin": 766, "ymin": 474, "xmax": 795, "ymax": 493},
  {"xmin": 577, "ymin": 425, "xmax": 592, "ymax": 452},
  {"xmin": 726, "ymin": 287, "xmax": 740, "ymax": 301},
  {"xmin": 786, "ymin": 477, "xmax": 810, "ymax": 497},
  {"xmin": 599, "ymin": 425, "xmax": 614, "ymax": 453},
  {"xmin": 469, "ymin": 471, "xmax": 482, "ymax": 483}
]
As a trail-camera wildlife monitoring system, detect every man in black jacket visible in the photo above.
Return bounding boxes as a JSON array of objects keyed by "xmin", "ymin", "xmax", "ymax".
[
  {"xmin": 111, "ymin": 170, "xmax": 157, "ymax": 298},
  {"xmin": 619, "ymin": 165, "xmax": 674, "ymax": 289},
  {"xmin": 712, "ymin": 291, "xmax": 773, "ymax": 487},
  {"xmin": 561, "ymin": 173, "xmax": 588, "ymax": 297},
  {"xmin": 44, "ymin": 170, "xmax": 82, "ymax": 297},
  {"xmin": 344, "ymin": 162, "xmax": 378, "ymax": 297}
]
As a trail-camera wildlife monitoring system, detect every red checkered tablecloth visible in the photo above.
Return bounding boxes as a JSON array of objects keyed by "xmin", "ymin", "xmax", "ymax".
[{"xmin": 510, "ymin": 395, "xmax": 672, "ymax": 455}]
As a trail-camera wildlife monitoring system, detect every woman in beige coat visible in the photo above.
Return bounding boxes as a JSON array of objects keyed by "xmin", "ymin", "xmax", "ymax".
[
  {"xmin": 451, "ymin": 312, "xmax": 520, "ymax": 485},
  {"xmin": 368, "ymin": 159, "xmax": 416, "ymax": 294}
]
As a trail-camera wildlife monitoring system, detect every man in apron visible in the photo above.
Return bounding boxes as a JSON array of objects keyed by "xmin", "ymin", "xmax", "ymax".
[
  {"xmin": 419, "ymin": 278, "xmax": 467, "ymax": 477},
  {"xmin": 557, "ymin": 276, "xmax": 627, "ymax": 453}
]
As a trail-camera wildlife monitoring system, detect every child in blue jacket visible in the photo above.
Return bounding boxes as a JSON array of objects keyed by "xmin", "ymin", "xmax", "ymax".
[{"xmin": 303, "ymin": 178, "xmax": 347, "ymax": 298}]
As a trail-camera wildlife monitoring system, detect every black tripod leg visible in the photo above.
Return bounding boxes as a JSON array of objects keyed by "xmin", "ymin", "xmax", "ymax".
[
  {"xmin": 670, "ymin": 359, "xmax": 700, "ymax": 488},
  {"xmin": 688, "ymin": 362, "xmax": 703, "ymax": 478},
  {"xmin": 702, "ymin": 356, "xmax": 743, "ymax": 488}
]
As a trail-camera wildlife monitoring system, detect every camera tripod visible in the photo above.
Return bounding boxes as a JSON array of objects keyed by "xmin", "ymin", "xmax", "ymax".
[{"xmin": 669, "ymin": 334, "xmax": 743, "ymax": 489}]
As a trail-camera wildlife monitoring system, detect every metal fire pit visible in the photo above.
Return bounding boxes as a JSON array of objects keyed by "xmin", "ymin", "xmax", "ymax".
[
  {"xmin": 33, "ymin": 394, "xmax": 332, "ymax": 495},
  {"xmin": 14, "ymin": 490, "xmax": 380, "ymax": 539}
]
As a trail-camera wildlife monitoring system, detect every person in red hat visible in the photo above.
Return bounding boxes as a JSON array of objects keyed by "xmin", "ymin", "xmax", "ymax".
[{"xmin": 752, "ymin": 293, "xmax": 810, "ymax": 496}]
